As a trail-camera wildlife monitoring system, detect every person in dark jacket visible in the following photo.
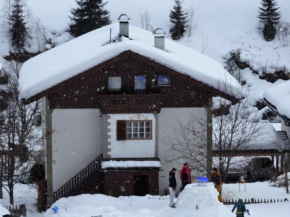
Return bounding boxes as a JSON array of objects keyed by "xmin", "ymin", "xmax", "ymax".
[
  {"xmin": 180, "ymin": 163, "xmax": 191, "ymax": 191},
  {"xmin": 211, "ymin": 167, "xmax": 223, "ymax": 202},
  {"xmin": 232, "ymin": 199, "xmax": 247, "ymax": 217},
  {"xmin": 169, "ymin": 168, "xmax": 177, "ymax": 207}
]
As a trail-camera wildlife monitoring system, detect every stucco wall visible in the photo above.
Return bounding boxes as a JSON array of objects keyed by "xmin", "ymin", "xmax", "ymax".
[
  {"xmin": 108, "ymin": 113, "xmax": 156, "ymax": 158},
  {"xmin": 158, "ymin": 108, "xmax": 208, "ymax": 195},
  {"xmin": 51, "ymin": 109, "xmax": 102, "ymax": 192}
]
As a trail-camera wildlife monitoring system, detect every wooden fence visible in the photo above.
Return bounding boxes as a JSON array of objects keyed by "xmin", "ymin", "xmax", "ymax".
[
  {"xmin": 223, "ymin": 198, "xmax": 289, "ymax": 205},
  {"xmin": 4, "ymin": 204, "xmax": 26, "ymax": 217}
]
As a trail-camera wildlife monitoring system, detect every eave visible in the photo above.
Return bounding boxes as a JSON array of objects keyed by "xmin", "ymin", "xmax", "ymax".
[{"xmin": 261, "ymin": 98, "xmax": 290, "ymax": 126}]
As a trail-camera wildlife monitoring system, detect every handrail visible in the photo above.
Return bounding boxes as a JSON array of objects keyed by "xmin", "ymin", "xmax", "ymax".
[{"xmin": 53, "ymin": 155, "xmax": 103, "ymax": 201}]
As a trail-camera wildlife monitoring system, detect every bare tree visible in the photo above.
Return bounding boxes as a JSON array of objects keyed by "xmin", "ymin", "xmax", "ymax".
[
  {"xmin": 167, "ymin": 80, "xmax": 266, "ymax": 182},
  {"xmin": 186, "ymin": 6, "xmax": 198, "ymax": 38},
  {"xmin": 167, "ymin": 116, "xmax": 209, "ymax": 177},
  {"xmin": 0, "ymin": 60, "xmax": 42, "ymax": 204},
  {"xmin": 200, "ymin": 33, "xmax": 208, "ymax": 54},
  {"xmin": 213, "ymin": 94, "xmax": 267, "ymax": 182},
  {"xmin": 139, "ymin": 10, "xmax": 154, "ymax": 32}
]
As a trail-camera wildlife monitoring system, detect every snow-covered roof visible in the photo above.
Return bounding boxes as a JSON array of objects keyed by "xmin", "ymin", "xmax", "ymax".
[
  {"xmin": 213, "ymin": 123, "xmax": 279, "ymax": 151},
  {"xmin": 101, "ymin": 160, "xmax": 161, "ymax": 169},
  {"xmin": 263, "ymin": 80, "xmax": 290, "ymax": 120},
  {"xmin": 19, "ymin": 22, "xmax": 240, "ymax": 100}
]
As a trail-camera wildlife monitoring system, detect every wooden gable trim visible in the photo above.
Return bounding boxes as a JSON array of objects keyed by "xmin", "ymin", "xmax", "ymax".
[{"xmin": 22, "ymin": 50, "xmax": 239, "ymax": 104}]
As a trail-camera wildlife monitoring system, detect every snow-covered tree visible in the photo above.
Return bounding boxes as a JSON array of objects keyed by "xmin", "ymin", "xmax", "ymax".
[
  {"xmin": 169, "ymin": 0, "xmax": 188, "ymax": 40},
  {"xmin": 223, "ymin": 49, "xmax": 242, "ymax": 82},
  {"xmin": 69, "ymin": 0, "xmax": 111, "ymax": 38},
  {"xmin": 258, "ymin": 0, "xmax": 281, "ymax": 41},
  {"xmin": 8, "ymin": 0, "xmax": 29, "ymax": 52}
]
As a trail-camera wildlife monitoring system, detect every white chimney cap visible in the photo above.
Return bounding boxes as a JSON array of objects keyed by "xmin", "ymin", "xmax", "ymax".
[
  {"xmin": 118, "ymin": 14, "xmax": 130, "ymax": 23},
  {"xmin": 154, "ymin": 28, "xmax": 166, "ymax": 37}
]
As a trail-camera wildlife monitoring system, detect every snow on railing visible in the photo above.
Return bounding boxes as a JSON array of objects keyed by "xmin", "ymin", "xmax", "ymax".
[{"xmin": 223, "ymin": 198, "xmax": 289, "ymax": 205}]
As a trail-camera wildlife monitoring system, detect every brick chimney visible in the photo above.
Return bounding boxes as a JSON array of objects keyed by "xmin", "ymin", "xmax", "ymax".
[{"xmin": 118, "ymin": 14, "xmax": 130, "ymax": 37}]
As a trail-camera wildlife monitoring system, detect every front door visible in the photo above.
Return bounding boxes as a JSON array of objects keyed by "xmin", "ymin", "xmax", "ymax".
[{"xmin": 134, "ymin": 175, "xmax": 149, "ymax": 196}]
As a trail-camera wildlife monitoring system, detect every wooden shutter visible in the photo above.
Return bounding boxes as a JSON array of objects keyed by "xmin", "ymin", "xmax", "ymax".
[{"xmin": 117, "ymin": 120, "xmax": 126, "ymax": 140}]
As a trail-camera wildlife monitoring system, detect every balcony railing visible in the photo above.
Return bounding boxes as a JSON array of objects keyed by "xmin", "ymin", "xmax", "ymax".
[{"xmin": 98, "ymin": 94, "xmax": 162, "ymax": 113}]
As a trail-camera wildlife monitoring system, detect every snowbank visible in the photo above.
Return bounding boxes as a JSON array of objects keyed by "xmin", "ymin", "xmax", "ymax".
[
  {"xmin": 19, "ymin": 22, "xmax": 240, "ymax": 101},
  {"xmin": 0, "ymin": 204, "xmax": 10, "ymax": 216},
  {"xmin": 43, "ymin": 183, "xmax": 233, "ymax": 217},
  {"xmin": 174, "ymin": 183, "xmax": 233, "ymax": 217},
  {"xmin": 264, "ymin": 80, "xmax": 290, "ymax": 119}
]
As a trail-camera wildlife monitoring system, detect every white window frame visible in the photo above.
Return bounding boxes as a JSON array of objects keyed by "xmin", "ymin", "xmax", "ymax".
[{"xmin": 126, "ymin": 121, "xmax": 152, "ymax": 140}]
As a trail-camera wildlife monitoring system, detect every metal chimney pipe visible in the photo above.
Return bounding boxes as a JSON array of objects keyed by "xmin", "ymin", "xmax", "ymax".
[
  {"xmin": 118, "ymin": 14, "xmax": 130, "ymax": 37},
  {"xmin": 154, "ymin": 28, "xmax": 166, "ymax": 50}
]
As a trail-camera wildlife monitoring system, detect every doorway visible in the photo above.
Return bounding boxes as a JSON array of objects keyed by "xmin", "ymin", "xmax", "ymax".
[{"xmin": 134, "ymin": 175, "xmax": 149, "ymax": 196}]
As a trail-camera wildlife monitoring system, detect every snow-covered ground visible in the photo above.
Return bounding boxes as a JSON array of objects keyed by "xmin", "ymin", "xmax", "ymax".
[
  {"xmin": 2, "ymin": 182, "xmax": 289, "ymax": 217},
  {"xmin": 0, "ymin": 183, "xmax": 38, "ymax": 215}
]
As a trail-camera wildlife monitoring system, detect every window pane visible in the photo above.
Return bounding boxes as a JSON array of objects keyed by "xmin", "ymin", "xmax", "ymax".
[
  {"xmin": 134, "ymin": 76, "xmax": 146, "ymax": 90},
  {"xmin": 145, "ymin": 127, "xmax": 150, "ymax": 133},
  {"xmin": 140, "ymin": 132, "xmax": 145, "ymax": 138},
  {"xmin": 108, "ymin": 77, "xmax": 121, "ymax": 91},
  {"xmin": 145, "ymin": 133, "xmax": 151, "ymax": 138},
  {"xmin": 145, "ymin": 122, "xmax": 150, "ymax": 127},
  {"xmin": 133, "ymin": 122, "xmax": 138, "ymax": 127},
  {"xmin": 158, "ymin": 75, "xmax": 171, "ymax": 86},
  {"xmin": 133, "ymin": 133, "xmax": 138, "ymax": 138}
]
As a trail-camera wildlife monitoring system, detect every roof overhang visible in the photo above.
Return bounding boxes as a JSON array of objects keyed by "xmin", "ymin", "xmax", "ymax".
[{"xmin": 262, "ymin": 98, "xmax": 290, "ymax": 126}]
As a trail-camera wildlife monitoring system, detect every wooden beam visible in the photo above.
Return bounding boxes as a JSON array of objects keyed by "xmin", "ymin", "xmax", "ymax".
[{"xmin": 212, "ymin": 149, "xmax": 281, "ymax": 157}]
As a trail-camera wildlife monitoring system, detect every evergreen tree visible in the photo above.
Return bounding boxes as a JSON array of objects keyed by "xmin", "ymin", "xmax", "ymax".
[
  {"xmin": 69, "ymin": 0, "xmax": 111, "ymax": 37},
  {"xmin": 169, "ymin": 0, "xmax": 188, "ymax": 40},
  {"xmin": 8, "ymin": 0, "xmax": 28, "ymax": 52},
  {"xmin": 258, "ymin": 0, "xmax": 281, "ymax": 41}
]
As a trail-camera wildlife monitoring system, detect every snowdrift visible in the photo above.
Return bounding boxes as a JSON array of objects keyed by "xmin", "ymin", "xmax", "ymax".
[
  {"xmin": 0, "ymin": 204, "xmax": 10, "ymax": 216},
  {"xmin": 44, "ymin": 183, "xmax": 233, "ymax": 217},
  {"xmin": 174, "ymin": 183, "xmax": 233, "ymax": 217}
]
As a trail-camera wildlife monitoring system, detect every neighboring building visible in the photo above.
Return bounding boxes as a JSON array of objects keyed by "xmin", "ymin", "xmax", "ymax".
[
  {"xmin": 263, "ymin": 80, "xmax": 290, "ymax": 173},
  {"xmin": 19, "ymin": 16, "xmax": 240, "ymax": 206}
]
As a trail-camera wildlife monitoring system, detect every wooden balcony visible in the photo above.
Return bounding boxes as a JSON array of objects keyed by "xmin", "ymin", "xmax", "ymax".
[{"xmin": 98, "ymin": 94, "xmax": 162, "ymax": 114}]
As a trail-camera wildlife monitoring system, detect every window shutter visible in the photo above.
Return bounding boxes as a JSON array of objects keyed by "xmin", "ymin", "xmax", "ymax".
[{"xmin": 117, "ymin": 120, "xmax": 126, "ymax": 140}]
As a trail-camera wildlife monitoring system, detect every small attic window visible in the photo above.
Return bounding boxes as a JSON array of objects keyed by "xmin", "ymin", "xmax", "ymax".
[
  {"xmin": 158, "ymin": 75, "xmax": 171, "ymax": 87},
  {"xmin": 108, "ymin": 77, "xmax": 121, "ymax": 91},
  {"xmin": 134, "ymin": 75, "xmax": 146, "ymax": 92}
]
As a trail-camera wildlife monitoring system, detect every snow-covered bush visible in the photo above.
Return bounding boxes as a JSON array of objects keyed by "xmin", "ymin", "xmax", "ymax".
[{"xmin": 278, "ymin": 22, "xmax": 290, "ymax": 46}]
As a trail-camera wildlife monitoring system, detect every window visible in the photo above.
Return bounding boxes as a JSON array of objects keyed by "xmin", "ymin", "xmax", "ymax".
[
  {"xmin": 108, "ymin": 77, "xmax": 121, "ymax": 91},
  {"xmin": 116, "ymin": 120, "xmax": 152, "ymax": 140},
  {"xmin": 134, "ymin": 75, "xmax": 146, "ymax": 91},
  {"xmin": 158, "ymin": 75, "xmax": 171, "ymax": 86},
  {"xmin": 126, "ymin": 121, "xmax": 152, "ymax": 139}
]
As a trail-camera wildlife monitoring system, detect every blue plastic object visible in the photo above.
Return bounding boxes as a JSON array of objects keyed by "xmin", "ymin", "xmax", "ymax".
[
  {"xmin": 197, "ymin": 177, "xmax": 209, "ymax": 182},
  {"xmin": 52, "ymin": 206, "xmax": 59, "ymax": 214}
]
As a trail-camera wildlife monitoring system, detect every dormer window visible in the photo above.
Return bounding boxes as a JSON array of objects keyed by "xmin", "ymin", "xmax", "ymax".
[
  {"xmin": 108, "ymin": 77, "xmax": 121, "ymax": 91},
  {"xmin": 158, "ymin": 75, "xmax": 171, "ymax": 87},
  {"xmin": 134, "ymin": 75, "xmax": 146, "ymax": 92}
]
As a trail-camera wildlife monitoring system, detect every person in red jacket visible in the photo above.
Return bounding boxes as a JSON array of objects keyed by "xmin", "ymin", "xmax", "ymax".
[{"xmin": 180, "ymin": 163, "xmax": 191, "ymax": 191}]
